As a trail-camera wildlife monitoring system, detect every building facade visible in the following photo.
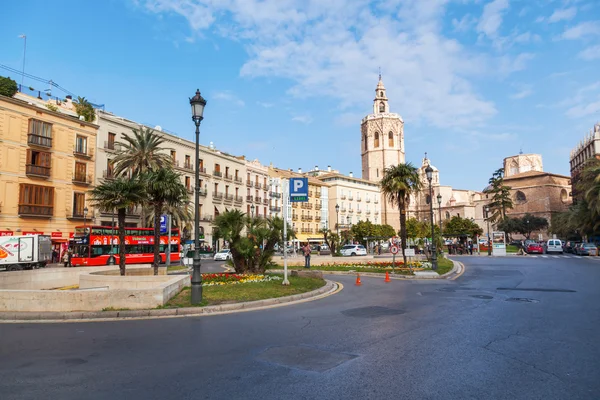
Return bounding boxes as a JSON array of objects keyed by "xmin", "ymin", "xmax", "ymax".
[
  {"xmin": 570, "ymin": 123, "xmax": 600, "ymax": 202},
  {"xmin": 244, "ymin": 159, "xmax": 270, "ymax": 218},
  {"xmin": 0, "ymin": 94, "xmax": 98, "ymax": 249},
  {"xmin": 360, "ymin": 77, "xmax": 406, "ymax": 231}
]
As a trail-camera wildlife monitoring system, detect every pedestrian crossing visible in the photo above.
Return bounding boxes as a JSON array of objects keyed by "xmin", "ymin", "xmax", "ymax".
[{"xmin": 523, "ymin": 254, "xmax": 600, "ymax": 260}]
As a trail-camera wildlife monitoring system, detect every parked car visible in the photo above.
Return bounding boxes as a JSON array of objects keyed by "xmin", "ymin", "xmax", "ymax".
[
  {"xmin": 563, "ymin": 242, "xmax": 577, "ymax": 253},
  {"xmin": 214, "ymin": 249, "xmax": 232, "ymax": 261},
  {"xmin": 573, "ymin": 243, "xmax": 584, "ymax": 255},
  {"xmin": 546, "ymin": 239, "xmax": 563, "ymax": 254},
  {"xmin": 526, "ymin": 242, "xmax": 544, "ymax": 254},
  {"xmin": 577, "ymin": 243, "xmax": 598, "ymax": 256},
  {"xmin": 340, "ymin": 244, "xmax": 367, "ymax": 257}
]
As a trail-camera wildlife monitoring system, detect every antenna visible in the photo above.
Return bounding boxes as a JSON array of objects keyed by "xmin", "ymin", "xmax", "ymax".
[
  {"xmin": 519, "ymin": 147, "xmax": 523, "ymax": 155},
  {"xmin": 378, "ymin": 67, "xmax": 381, "ymax": 81}
]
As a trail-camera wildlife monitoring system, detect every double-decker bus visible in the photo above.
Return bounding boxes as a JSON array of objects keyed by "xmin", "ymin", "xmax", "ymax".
[{"xmin": 70, "ymin": 225, "xmax": 181, "ymax": 266}]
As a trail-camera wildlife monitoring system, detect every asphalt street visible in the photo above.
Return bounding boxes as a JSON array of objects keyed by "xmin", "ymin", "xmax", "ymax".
[{"xmin": 1, "ymin": 256, "xmax": 599, "ymax": 400}]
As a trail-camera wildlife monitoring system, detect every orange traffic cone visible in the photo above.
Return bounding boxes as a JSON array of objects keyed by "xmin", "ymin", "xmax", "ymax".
[
  {"xmin": 385, "ymin": 271, "xmax": 391, "ymax": 283},
  {"xmin": 355, "ymin": 273, "xmax": 362, "ymax": 286}
]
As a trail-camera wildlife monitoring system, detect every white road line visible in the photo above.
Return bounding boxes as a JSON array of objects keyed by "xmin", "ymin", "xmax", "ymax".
[
  {"xmin": 529, "ymin": 255, "xmax": 538, "ymax": 258},
  {"xmin": 552, "ymin": 256, "xmax": 560, "ymax": 258},
  {"xmin": 541, "ymin": 255, "xmax": 548, "ymax": 258}
]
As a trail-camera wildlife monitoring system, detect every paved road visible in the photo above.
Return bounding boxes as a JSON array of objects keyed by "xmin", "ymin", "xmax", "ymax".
[{"xmin": 1, "ymin": 257, "xmax": 599, "ymax": 399}]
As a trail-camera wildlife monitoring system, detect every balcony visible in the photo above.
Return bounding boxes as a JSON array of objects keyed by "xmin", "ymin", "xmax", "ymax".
[
  {"xmin": 374, "ymin": 211, "xmax": 379, "ymax": 215},
  {"xmin": 246, "ymin": 180, "xmax": 254, "ymax": 187},
  {"xmin": 374, "ymin": 199, "xmax": 379, "ymax": 204},
  {"xmin": 356, "ymin": 197, "xmax": 362, "ymax": 202},
  {"xmin": 270, "ymin": 206, "xmax": 282, "ymax": 212},
  {"xmin": 104, "ymin": 141, "xmax": 119, "ymax": 152},
  {"xmin": 103, "ymin": 170, "xmax": 115, "ymax": 180},
  {"xmin": 292, "ymin": 215, "xmax": 298, "ymax": 221},
  {"xmin": 198, "ymin": 167, "xmax": 208, "ymax": 175},
  {"xmin": 302, "ymin": 215, "xmax": 313, "ymax": 221},
  {"xmin": 186, "ymin": 187, "xmax": 193, "ymax": 195},
  {"xmin": 246, "ymin": 195, "xmax": 254, "ymax": 202},
  {"xmin": 212, "ymin": 192, "xmax": 223, "ymax": 202},
  {"xmin": 72, "ymin": 173, "xmax": 92, "ymax": 186},
  {"xmin": 270, "ymin": 192, "xmax": 282, "ymax": 198},
  {"xmin": 263, "ymin": 198, "xmax": 269, "ymax": 205},
  {"xmin": 255, "ymin": 182, "xmax": 262, "ymax": 189},
  {"xmin": 27, "ymin": 134, "xmax": 52, "ymax": 148},
  {"xmin": 356, "ymin": 210, "xmax": 362, "ymax": 214},
  {"xmin": 366, "ymin": 198, "xmax": 371, "ymax": 203},
  {"xmin": 234, "ymin": 176, "xmax": 243, "ymax": 184},
  {"xmin": 201, "ymin": 215, "xmax": 214, "ymax": 222},
  {"xmin": 308, "ymin": 191, "xmax": 313, "ymax": 197},
  {"xmin": 26, "ymin": 164, "xmax": 51, "ymax": 178},
  {"xmin": 340, "ymin": 195, "xmax": 347, "ymax": 200},
  {"xmin": 234, "ymin": 195, "xmax": 243, "ymax": 203},
  {"xmin": 74, "ymin": 147, "xmax": 93, "ymax": 159},
  {"xmin": 70, "ymin": 211, "xmax": 93, "ymax": 220},
  {"xmin": 301, "ymin": 203, "xmax": 313, "ymax": 210},
  {"xmin": 348, "ymin": 209, "xmax": 354, "ymax": 213},
  {"xmin": 224, "ymin": 193, "xmax": 234, "ymax": 203},
  {"xmin": 18, "ymin": 204, "xmax": 53, "ymax": 218},
  {"xmin": 213, "ymin": 170, "xmax": 222, "ymax": 178},
  {"xmin": 255, "ymin": 197, "xmax": 262, "ymax": 203},
  {"xmin": 224, "ymin": 174, "xmax": 233, "ymax": 181},
  {"xmin": 292, "ymin": 203, "xmax": 298, "ymax": 208},
  {"xmin": 183, "ymin": 162, "xmax": 193, "ymax": 171},
  {"xmin": 366, "ymin": 210, "xmax": 371, "ymax": 215},
  {"xmin": 199, "ymin": 188, "xmax": 207, "ymax": 197},
  {"xmin": 348, "ymin": 196, "xmax": 354, "ymax": 201},
  {"xmin": 315, "ymin": 192, "xmax": 321, "ymax": 198},
  {"xmin": 340, "ymin": 207, "xmax": 347, "ymax": 212}
]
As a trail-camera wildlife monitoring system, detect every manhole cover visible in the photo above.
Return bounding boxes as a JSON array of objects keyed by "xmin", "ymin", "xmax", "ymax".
[
  {"xmin": 257, "ymin": 346, "xmax": 357, "ymax": 372},
  {"xmin": 506, "ymin": 298, "xmax": 540, "ymax": 303},
  {"xmin": 469, "ymin": 295, "xmax": 493, "ymax": 300},
  {"xmin": 341, "ymin": 306, "xmax": 405, "ymax": 318},
  {"xmin": 497, "ymin": 288, "xmax": 575, "ymax": 293}
]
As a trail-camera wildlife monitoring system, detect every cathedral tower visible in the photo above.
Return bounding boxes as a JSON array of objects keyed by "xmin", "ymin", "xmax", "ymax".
[{"xmin": 360, "ymin": 76, "xmax": 405, "ymax": 182}]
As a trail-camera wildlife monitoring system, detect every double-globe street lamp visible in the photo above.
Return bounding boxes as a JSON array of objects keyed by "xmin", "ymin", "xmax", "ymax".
[
  {"xmin": 484, "ymin": 205, "xmax": 492, "ymax": 256},
  {"xmin": 437, "ymin": 193, "xmax": 442, "ymax": 253},
  {"xmin": 425, "ymin": 165, "xmax": 438, "ymax": 270},
  {"xmin": 335, "ymin": 204, "xmax": 340, "ymax": 236},
  {"xmin": 190, "ymin": 89, "xmax": 207, "ymax": 305}
]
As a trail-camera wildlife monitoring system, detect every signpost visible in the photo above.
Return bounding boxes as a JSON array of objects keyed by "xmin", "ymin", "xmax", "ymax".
[
  {"xmin": 289, "ymin": 178, "xmax": 308, "ymax": 202},
  {"xmin": 492, "ymin": 231, "xmax": 506, "ymax": 256},
  {"xmin": 282, "ymin": 179, "xmax": 290, "ymax": 285},
  {"xmin": 160, "ymin": 215, "xmax": 172, "ymax": 268},
  {"xmin": 390, "ymin": 245, "xmax": 398, "ymax": 270}
]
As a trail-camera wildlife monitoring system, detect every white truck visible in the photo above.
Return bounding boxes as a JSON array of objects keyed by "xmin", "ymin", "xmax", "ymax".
[{"xmin": 0, "ymin": 235, "xmax": 52, "ymax": 271}]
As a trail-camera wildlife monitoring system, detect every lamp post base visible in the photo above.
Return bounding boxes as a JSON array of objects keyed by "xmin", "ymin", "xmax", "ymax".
[
  {"xmin": 282, "ymin": 279, "xmax": 290, "ymax": 286},
  {"xmin": 191, "ymin": 255, "xmax": 202, "ymax": 305}
]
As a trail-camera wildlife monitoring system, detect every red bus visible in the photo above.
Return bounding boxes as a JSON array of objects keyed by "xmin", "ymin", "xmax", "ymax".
[{"xmin": 70, "ymin": 225, "xmax": 181, "ymax": 266}]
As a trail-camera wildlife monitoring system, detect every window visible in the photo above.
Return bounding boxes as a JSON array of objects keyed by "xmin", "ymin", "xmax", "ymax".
[
  {"xmin": 264, "ymin": 177, "xmax": 267, "ymax": 187},
  {"xmin": 379, "ymin": 102, "xmax": 385, "ymax": 112},
  {"xmin": 74, "ymin": 162, "xmax": 87, "ymax": 182},
  {"xmin": 235, "ymin": 169, "xmax": 239, "ymax": 179},
  {"xmin": 185, "ymin": 176, "xmax": 191, "ymax": 190},
  {"xmin": 73, "ymin": 193, "xmax": 86, "ymax": 217},
  {"xmin": 108, "ymin": 132, "xmax": 116, "ymax": 150},
  {"xmin": 445, "ymin": 211, "xmax": 450, "ymax": 219},
  {"xmin": 199, "ymin": 159, "xmax": 204, "ymax": 170},
  {"xmin": 225, "ymin": 166, "xmax": 230, "ymax": 177},
  {"xmin": 247, "ymin": 205, "xmax": 250, "ymax": 214},
  {"xmin": 374, "ymin": 132, "xmax": 380, "ymax": 147},
  {"xmin": 19, "ymin": 183, "xmax": 54, "ymax": 216},
  {"xmin": 28, "ymin": 119, "xmax": 53, "ymax": 147},
  {"xmin": 171, "ymin": 150, "xmax": 176, "ymax": 162},
  {"xmin": 185, "ymin": 155, "xmax": 191, "ymax": 168},
  {"xmin": 75, "ymin": 135, "xmax": 87, "ymax": 155},
  {"xmin": 106, "ymin": 159, "xmax": 114, "ymax": 178},
  {"xmin": 515, "ymin": 191, "xmax": 527, "ymax": 204},
  {"xmin": 264, "ymin": 207, "xmax": 267, "ymax": 216},
  {"xmin": 214, "ymin": 183, "xmax": 219, "ymax": 192},
  {"xmin": 560, "ymin": 189, "xmax": 568, "ymax": 203},
  {"xmin": 26, "ymin": 149, "xmax": 51, "ymax": 176},
  {"xmin": 380, "ymin": 91, "xmax": 384, "ymax": 97},
  {"xmin": 235, "ymin": 188, "xmax": 239, "ymax": 196},
  {"xmin": 426, "ymin": 194, "xmax": 431, "ymax": 204},
  {"xmin": 388, "ymin": 132, "xmax": 394, "ymax": 147},
  {"xmin": 225, "ymin": 185, "xmax": 229, "ymax": 196},
  {"xmin": 364, "ymin": 134, "xmax": 368, "ymax": 151},
  {"xmin": 247, "ymin": 173, "xmax": 251, "ymax": 181}
]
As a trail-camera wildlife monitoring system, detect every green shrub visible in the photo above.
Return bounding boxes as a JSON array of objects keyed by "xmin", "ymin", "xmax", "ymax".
[{"xmin": 0, "ymin": 76, "xmax": 18, "ymax": 97}]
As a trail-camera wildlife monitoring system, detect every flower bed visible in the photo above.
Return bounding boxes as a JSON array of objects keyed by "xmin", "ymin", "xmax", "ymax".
[
  {"xmin": 197, "ymin": 273, "xmax": 282, "ymax": 287},
  {"xmin": 318, "ymin": 261, "xmax": 431, "ymax": 270}
]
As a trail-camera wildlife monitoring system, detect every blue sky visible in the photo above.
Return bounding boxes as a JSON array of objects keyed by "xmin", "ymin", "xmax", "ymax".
[{"xmin": 1, "ymin": 0, "xmax": 599, "ymax": 191}]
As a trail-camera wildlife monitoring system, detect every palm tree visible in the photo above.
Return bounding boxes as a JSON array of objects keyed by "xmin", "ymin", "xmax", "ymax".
[
  {"xmin": 213, "ymin": 210, "xmax": 247, "ymax": 273},
  {"xmin": 89, "ymin": 177, "xmax": 146, "ymax": 276},
  {"xmin": 380, "ymin": 163, "xmax": 422, "ymax": 266},
  {"xmin": 144, "ymin": 168, "xmax": 188, "ymax": 275},
  {"xmin": 112, "ymin": 125, "xmax": 172, "ymax": 177}
]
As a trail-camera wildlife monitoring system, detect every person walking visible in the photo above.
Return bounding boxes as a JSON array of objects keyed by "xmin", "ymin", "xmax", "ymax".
[
  {"xmin": 302, "ymin": 243, "xmax": 312, "ymax": 269},
  {"xmin": 62, "ymin": 250, "xmax": 70, "ymax": 268}
]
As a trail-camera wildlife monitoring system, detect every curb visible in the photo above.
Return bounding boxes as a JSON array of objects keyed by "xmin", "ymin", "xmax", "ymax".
[{"xmin": 0, "ymin": 280, "xmax": 340, "ymax": 323}]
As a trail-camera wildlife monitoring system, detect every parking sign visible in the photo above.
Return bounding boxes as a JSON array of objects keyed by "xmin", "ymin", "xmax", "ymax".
[
  {"xmin": 290, "ymin": 178, "xmax": 308, "ymax": 202},
  {"xmin": 160, "ymin": 215, "xmax": 168, "ymax": 234}
]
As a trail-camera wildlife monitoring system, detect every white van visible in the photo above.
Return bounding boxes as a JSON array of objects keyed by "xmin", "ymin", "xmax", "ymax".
[{"xmin": 546, "ymin": 239, "xmax": 563, "ymax": 254}]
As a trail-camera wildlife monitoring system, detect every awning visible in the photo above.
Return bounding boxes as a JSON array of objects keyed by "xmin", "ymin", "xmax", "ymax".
[{"xmin": 51, "ymin": 239, "xmax": 68, "ymax": 243}]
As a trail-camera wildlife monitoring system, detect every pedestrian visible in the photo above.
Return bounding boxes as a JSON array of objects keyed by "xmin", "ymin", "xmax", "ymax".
[
  {"xmin": 378, "ymin": 244, "xmax": 382, "ymax": 255},
  {"xmin": 469, "ymin": 242, "xmax": 473, "ymax": 255},
  {"xmin": 52, "ymin": 249, "xmax": 58, "ymax": 263},
  {"xmin": 62, "ymin": 251, "xmax": 70, "ymax": 268},
  {"xmin": 302, "ymin": 242, "xmax": 311, "ymax": 269}
]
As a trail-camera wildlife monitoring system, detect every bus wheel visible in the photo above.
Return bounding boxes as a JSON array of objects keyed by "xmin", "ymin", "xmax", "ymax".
[
  {"xmin": 8, "ymin": 265, "xmax": 23, "ymax": 272},
  {"xmin": 107, "ymin": 257, "xmax": 116, "ymax": 266}
]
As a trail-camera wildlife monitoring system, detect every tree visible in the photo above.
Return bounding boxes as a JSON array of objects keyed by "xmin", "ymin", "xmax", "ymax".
[
  {"xmin": 213, "ymin": 210, "xmax": 247, "ymax": 272},
  {"xmin": 405, "ymin": 218, "xmax": 424, "ymax": 241},
  {"xmin": 497, "ymin": 217, "xmax": 522, "ymax": 241},
  {"xmin": 350, "ymin": 220, "xmax": 375, "ymax": 245},
  {"xmin": 112, "ymin": 125, "xmax": 172, "ymax": 177},
  {"xmin": 485, "ymin": 168, "xmax": 513, "ymax": 223},
  {"xmin": 89, "ymin": 177, "xmax": 146, "ymax": 276},
  {"xmin": 443, "ymin": 216, "xmax": 483, "ymax": 238},
  {"xmin": 517, "ymin": 214, "xmax": 549, "ymax": 239},
  {"xmin": 321, "ymin": 228, "xmax": 341, "ymax": 256},
  {"xmin": 144, "ymin": 168, "xmax": 188, "ymax": 275},
  {"xmin": 375, "ymin": 224, "xmax": 396, "ymax": 238},
  {"xmin": 0, "ymin": 76, "xmax": 18, "ymax": 97},
  {"xmin": 73, "ymin": 96, "xmax": 96, "ymax": 122},
  {"xmin": 380, "ymin": 163, "xmax": 422, "ymax": 266}
]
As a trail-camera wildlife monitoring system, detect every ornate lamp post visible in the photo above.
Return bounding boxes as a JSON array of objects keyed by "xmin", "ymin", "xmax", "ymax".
[
  {"xmin": 251, "ymin": 204, "xmax": 255, "ymax": 218},
  {"xmin": 190, "ymin": 89, "xmax": 207, "ymax": 305},
  {"xmin": 335, "ymin": 204, "xmax": 340, "ymax": 236},
  {"xmin": 425, "ymin": 165, "xmax": 437, "ymax": 270},
  {"xmin": 83, "ymin": 207, "xmax": 89, "ymax": 234},
  {"xmin": 484, "ymin": 205, "xmax": 492, "ymax": 256},
  {"xmin": 436, "ymin": 193, "xmax": 442, "ymax": 230}
]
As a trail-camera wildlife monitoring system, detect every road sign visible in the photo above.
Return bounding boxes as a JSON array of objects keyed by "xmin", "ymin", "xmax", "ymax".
[
  {"xmin": 404, "ymin": 248, "xmax": 415, "ymax": 257},
  {"xmin": 289, "ymin": 178, "xmax": 308, "ymax": 202},
  {"xmin": 390, "ymin": 245, "xmax": 399, "ymax": 255},
  {"xmin": 160, "ymin": 215, "xmax": 168, "ymax": 234}
]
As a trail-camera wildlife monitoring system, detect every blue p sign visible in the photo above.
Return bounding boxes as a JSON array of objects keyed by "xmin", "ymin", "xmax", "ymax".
[
  {"xmin": 160, "ymin": 215, "xmax": 168, "ymax": 234},
  {"xmin": 290, "ymin": 178, "xmax": 308, "ymax": 202}
]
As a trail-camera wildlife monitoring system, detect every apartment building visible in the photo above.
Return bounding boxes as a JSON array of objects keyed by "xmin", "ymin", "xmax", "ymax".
[
  {"xmin": 570, "ymin": 123, "xmax": 600, "ymax": 202},
  {"xmin": 317, "ymin": 171, "xmax": 381, "ymax": 231},
  {"xmin": 269, "ymin": 167, "xmax": 329, "ymax": 243},
  {"xmin": 0, "ymin": 94, "xmax": 97, "ymax": 248},
  {"xmin": 244, "ymin": 159, "xmax": 270, "ymax": 218}
]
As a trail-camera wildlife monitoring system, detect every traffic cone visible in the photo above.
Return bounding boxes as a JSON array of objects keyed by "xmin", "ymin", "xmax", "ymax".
[
  {"xmin": 355, "ymin": 273, "xmax": 362, "ymax": 286},
  {"xmin": 385, "ymin": 271, "xmax": 391, "ymax": 283}
]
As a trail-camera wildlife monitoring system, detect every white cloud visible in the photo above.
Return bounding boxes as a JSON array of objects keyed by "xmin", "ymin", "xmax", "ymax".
[
  {"xmin": 548, "ymin": 7, "xmax": 577, "ymax": 23},
  {"xmin": 256, "ymin": 101, "xmax": 274, "ymax": 108},
  {"xmin": 566, "ymin": 100, "xmax": 600, "ymax": 118},
  {"xmin": 578, "ymin": 44, "xmax": 600, "ymax": 60},
  {"xmin": 291, "ymin": 115, "xmax": 313, "ymax": 124},
  {"xmin": 213, "ymin": 91, "xmax": 245, "ymax": 107},
  {"xmin": 510, "ymin": 84, "xmax": 533, "ymax": 99},
  {"xmin": 498, "ymin": 53, "xmax": 535, "ymax": 74},
  {"xmin": 561, "ymin": 21, "xmax": 600, "ymax": 40},
  {"xmin": 477, "ymin": 0, "xmax": 510, "ymax": 39},
  {"xmin": 452, "ymin": 14, "xmax": 476, "ymax": 32}
]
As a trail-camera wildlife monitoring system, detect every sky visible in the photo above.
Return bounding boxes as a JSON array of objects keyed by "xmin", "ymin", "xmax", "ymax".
[{"xmin": 1, "ymin": 0, "xmax": 599, "ymax": 191}]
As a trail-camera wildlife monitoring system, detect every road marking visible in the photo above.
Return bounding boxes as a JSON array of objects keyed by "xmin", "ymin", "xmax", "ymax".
[
  {"xmin": 541, "ymin": 255, "xmax": 548, "ymax": 258},
  {"xmin": 552, "ymin": 256, "xmax": 559, "ymax": 258},
  {"xmin": 529, "ymin": 255, "xmax": 538, "ymax": 258}
]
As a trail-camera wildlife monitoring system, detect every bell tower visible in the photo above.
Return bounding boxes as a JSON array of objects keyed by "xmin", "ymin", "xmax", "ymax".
[{"xmin": 361, "ymin": 75, "xmax": 405, "ymax": 182}]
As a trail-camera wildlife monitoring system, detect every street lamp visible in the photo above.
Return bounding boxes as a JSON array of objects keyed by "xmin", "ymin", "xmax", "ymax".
[
  {"xmin": 83, "ymin": 207, "xmax": 89, "ymax": 233},
  {"xmin": 251, "ymin": 204, "xmax": 255, "ymax": 218},
  {"xmin": 425, "ymin": 165, "xmax": 437, "ymax": 270},
  {"xmin": 484, "ymin": 205, "xmax": 491, "ymax": 256},
  {"xmin": 335, "ymin": 204, "xmax": 340, "ymax": 236},
  {"xmin": 436, "ymin": 193, "xmax": 442, "ymax": 231},
  {"xmin": 190, "ymin": 89, "xmax": 207, "ymax": 305}
]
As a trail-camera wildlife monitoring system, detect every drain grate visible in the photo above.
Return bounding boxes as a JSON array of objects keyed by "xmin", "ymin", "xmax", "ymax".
[
  {"xmin": 341, "ymin": 306, "xmax": 405, "ymax": 318},
  {"xmin": 257, "ymin": 346, "xmax": 357, "ymax": 372},
  {"xmin": 506, "ymin": 297, "xmax": 540, "ymax": 303},
  {"xmin": 469, "ymin": 295, "xmax": 493, "ymax": 300},
  {"xmin": 497, "ymin": 288, "xmax": 575, "ymax": 293}
]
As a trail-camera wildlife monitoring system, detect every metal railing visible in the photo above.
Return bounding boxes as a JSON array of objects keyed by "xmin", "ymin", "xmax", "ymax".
[
  {"xmin": 213, "ymin": 170, "xmax": 222, "ymax": 177},
  {"xmin": 270, "ymin": 192, "xmax": 282, "ymax": 198},
  {"xmin": 74, "ymin": 147, "xmax": 93, "ymax": 158},
  {"xmin": 234, "ymin": 195, "xmax": 243, "ymax": 203},
  {"xmin": 340, "ymin": 195, "xmax": 346, "ymax": 200},
  {"xmin": 234, "ymin": 176, "xmax": 243, "ymax": 184},
  {"xmin": 247, "ymin": 180, "xmax": 253, "ymax": 187},
  {"xmin": 255, "ymin": 183, "xmax": 262, "ymax": 189},
  {"xmin": 103, "ymin": 170, "xmax": 115, "ymax": 179},
  {"xmin": 26, "ymin": 164, "xmax": 50, "ymax": 177},
  {"xmin": 246, "ymin": 195, "xmax": 254, "ymax": 202},
  {"xmin": 224, "ymin": 174, "xmax": 233, "ymax": 181},
  {"xmin": 201, "ymin": 215, "xmax": 214, "ymax": 222},
  {"xmin": 198, "ymin": 167, "xmax": 207, "ymax": 174},
  {"xmin": 27, "ymin": 134, "xmax": 52, "ymax": 148},
  {"xmin": 73, "ymin": 173, "xmax": 92, "ymax": 184},
  {"xmin": 212, "ymin": 192, "xmax": 223, "ymax": 200}
]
